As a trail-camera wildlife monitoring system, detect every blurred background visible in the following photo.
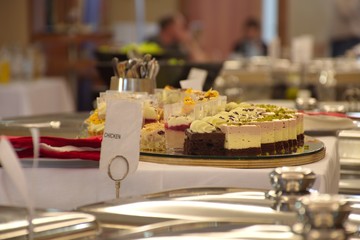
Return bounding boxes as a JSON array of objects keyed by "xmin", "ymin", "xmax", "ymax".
[{"xmin": 1, "ymin": 0, "xmax": 360, "ymax": 117}]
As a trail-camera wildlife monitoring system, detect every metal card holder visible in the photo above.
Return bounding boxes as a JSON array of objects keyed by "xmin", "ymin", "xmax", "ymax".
[{"xmin": 107, "ymin": 155, "xmax": 130, "ymax": 199}]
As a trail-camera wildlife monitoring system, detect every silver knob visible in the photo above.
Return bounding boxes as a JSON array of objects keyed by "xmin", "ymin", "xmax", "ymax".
[
  {"xmin": 297, "ymin": 194, "xmax": 351, "ymax": 228},
  {"xmin": 293, "ymin": 194, "xmax": 355, "ymax": 240},
  {"xmin": 270, "ymin": 167, "xmax": 316, "ymax": 194}
]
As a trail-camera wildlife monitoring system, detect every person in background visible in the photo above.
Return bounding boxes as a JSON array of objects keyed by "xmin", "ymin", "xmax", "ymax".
[
  {"xmin": 331, "ymin": 0, "xmax": 360, "ymax": 57},
  {"xmin": 232, "ymin": 18, "xmax": 267, "ymax": 58},
  {"xmin": 147, "ymin": 13, "xmax": 207, "ymax": 62}
]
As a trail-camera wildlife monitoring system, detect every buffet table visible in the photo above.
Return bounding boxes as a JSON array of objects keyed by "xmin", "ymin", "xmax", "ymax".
[
  {"xmin": 0, "ymin": 78, "xmax": 75, "ymax": 118},
  {"xmin": 0, "ymin": 136, "xmax": 338, "ymax": 210}
]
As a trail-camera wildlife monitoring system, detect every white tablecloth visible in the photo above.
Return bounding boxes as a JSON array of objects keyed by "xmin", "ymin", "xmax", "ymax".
[
  {"xmin": 0, "ymin": 78, "xmax": 75, "ymax": 118},
  {"xmin": 0, "ymin": 137, "xmax": 339, "ymax": 210}
]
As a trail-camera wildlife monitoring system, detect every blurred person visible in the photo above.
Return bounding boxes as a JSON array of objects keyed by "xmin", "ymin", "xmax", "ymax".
[
  {"xmin": 331, "ymin": 0, "xmax": 360, "ymax": 57},
  {"xmin": 147, "ymin": 13, "xmax": 207, "ymax": 62},
  {"xmin": 231, "ymin": 18, "xmax": 267, "ymax": 58}
]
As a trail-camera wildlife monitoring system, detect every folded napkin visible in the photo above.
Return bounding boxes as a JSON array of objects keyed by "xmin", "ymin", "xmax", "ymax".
[{"xmin": 7, "ymin": 136, "xmax": 102, "ymax": 161}]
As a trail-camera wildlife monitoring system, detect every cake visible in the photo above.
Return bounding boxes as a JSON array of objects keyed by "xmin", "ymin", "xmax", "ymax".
[
  {"xmin": 254, "ymin": 120, "xmax": 276, "ymax": 155},
  {"xmin": 143, "ymin": 104, "xmax": 160, "ymax": 124},
  {"xmin": 220, "ymin": 124, "xmax": 262, "ymax": 156},
  {"xmin": 184, "ymin": 120, "xmax": 225, "ymax": 155},
  {"xmin": 181, "ymin": 103, "xmax": 305, "ymax": 157},
  {"xmin": 86, "ymin": 109, "xmax": 105, "ymax": 136},
  {"xmin": 140, "ymin": 122, "xmax": 166, "ymax": 152},
  {"xmin": 288, "ymin": 117, "xmax": 298, "ymax": 153},
  {"xmin": 165, "ymin": 115, "xmax": 193, "ymax": 150},
  {"xmin": 295, "ymin": 113, "xmax": 305, "ymax": 147},
  {"xmin": 273, "ymin": 119, "xmax": 285, "ymax": 154}
]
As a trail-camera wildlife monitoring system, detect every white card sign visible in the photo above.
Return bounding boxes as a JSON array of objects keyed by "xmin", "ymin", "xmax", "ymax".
[
  {"xmin": 180, "ymin": 79, "xmax": 203, "ymax": 91},
  {"xmin": 180, "ymin": 67, "xmax": 208, "ymax": 91},
  {"xmin": 188, "ymin": 67, "xmax": 208, "ymax": 82},
  {"xmin": 100, "ymin": 99, "xmax": 142, "ymax": 177}
]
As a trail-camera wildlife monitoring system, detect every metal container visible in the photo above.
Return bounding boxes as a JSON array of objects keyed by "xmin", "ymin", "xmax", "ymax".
[
  {"xmin": 110, "ymin": 77, "xmax": 156, "ymax": 94},
  {"xmin": 78, "ymin": 167, "xmax": 317, "ymax": 232},
  {"xmin": 0, "ymin": 206, "xmax": 99, "ymax": 239},
  {"xmin": 77, "ymin": 167, "xmax": 360, "ymax": 239}
]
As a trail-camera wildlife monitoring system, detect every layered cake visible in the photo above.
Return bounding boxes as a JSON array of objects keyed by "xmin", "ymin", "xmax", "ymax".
[
  {"xmin": 273, "ymin": 119, "xmax": 285, "ymax": 154},
  {"xmin": 143, "ymin": 104, "xmax": 160, "ymax": 124},
  {"xmin": 295, "ymin": 113, "xmax": 305, "ymax": 147},
  {"xmin": 165, "ymin": 115, "xmax": 193, "ymax": 150},
  {"xmin": 140, "ymin": 122, "xmax": 166, "ymax": 152},
  {"xmin": 254, "ymin": 120, "xmax": 276, "ymax": 155},
  {"xmin": 220, "ymin": 124, "xmax": 262, "ymax": 156},
  {"xmin": 184, "ymin": 120, "xmax": 225, "ymax": 155},
  {"xmin": 182, "ymin": 102, "xmax": 305, "ymax": 156}
]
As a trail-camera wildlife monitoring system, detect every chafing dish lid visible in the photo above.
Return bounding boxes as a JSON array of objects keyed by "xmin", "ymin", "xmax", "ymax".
[{"xmin": 0, "ymin": 206, "xmax": 98, "ymax": 239}]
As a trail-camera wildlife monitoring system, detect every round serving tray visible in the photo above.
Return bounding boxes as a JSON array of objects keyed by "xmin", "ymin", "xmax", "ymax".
[{"xmin": 140, "ymin": 136, "xmax": 326, "ymax": 169}]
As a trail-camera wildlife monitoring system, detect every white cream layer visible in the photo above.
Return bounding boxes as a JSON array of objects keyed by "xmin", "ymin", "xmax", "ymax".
[
  {"xmin": 220, "ymin": 125, "xmax": 261, "ymax": 149},
  {"xmin": 255, "ymin": 121, "xmax": 275, "ymax": 144}
]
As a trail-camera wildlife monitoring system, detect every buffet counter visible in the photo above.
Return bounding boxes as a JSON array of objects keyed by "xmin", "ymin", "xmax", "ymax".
[{"xmin": 0, "ymin": 136, "xmax": 338, "ymax": 210}]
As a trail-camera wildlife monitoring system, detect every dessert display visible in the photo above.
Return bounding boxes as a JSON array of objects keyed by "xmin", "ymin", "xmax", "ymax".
[
  {"xmin": 85, "ymin": 86, "xmax": 305, "ymax": 157},
  {"xmin": 85, "ymin": 54, "xmax": 308, "ymax": 159},
  {"xmin": 183, "ymin": 103, "xmax": 305, "ymax": 156}
]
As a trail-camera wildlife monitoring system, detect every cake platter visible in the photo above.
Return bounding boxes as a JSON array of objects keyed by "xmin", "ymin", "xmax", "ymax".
[{"xmin": 140, "ymin": 136, "xmax": 325, "ymax": 169}]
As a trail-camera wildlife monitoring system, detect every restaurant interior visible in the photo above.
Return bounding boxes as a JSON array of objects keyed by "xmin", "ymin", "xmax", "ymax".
[{"xmin": 1, "ymin": 0, "xmax": 360, "ymax": 239}]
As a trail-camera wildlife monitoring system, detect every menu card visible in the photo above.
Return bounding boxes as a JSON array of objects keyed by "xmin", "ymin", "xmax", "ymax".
[{"xmin": 100, "ymin": 99, "xmax": 142, "ymax": 177}]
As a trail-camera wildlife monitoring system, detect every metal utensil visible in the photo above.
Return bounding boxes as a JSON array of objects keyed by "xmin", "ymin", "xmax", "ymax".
[{"xmin": 112, "ymin": 57, "xmax": 120, "ymax": 78}]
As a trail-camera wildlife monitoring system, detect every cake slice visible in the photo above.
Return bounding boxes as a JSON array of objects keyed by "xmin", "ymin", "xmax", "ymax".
[
  {"xmin": 140, "ymin": 122, "xmax": 166, "ymax": 152},
  {"xmin": 273, "ymin": 119, "xmax": 285, "ymax": 154},
  {"xmin": 165, "ymin": 115, "xmax": 193, "ymax": 150},
  {"xmin": 183, "ymin": 119, "xmax": 225, "ymax": 155},
  {"xmin": 295, "ymin": 113, "xmax": 305, "ymax": 147},
  {"xmin": 220, "ymin": 124, "xmax": 261, "ymax": 156},
  {"xmin": 254, "ymin": 120, "xmax": 276, "ymax": 155}
]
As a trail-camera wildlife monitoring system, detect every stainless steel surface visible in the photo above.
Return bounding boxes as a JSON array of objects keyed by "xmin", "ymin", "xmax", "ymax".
[
  {"xmin": 0, "ymin": 206, "xmax": 98, "ymax": 240},
  {"xmin": 78, "ymin": 187, "xmax": 294, "ymax": 228},
  {"xmin": 110, "ymin": 77, "xmax": 156, "ymax": 94},
  {"xmin": 0, "ymin": 112, "xmax": 87, "ymax": 138},
  {"xmin": 98, "ymin": 194, "xmax": 360, "ymax": 240},
  {"xmin": 78, "ymin": 167, "xmax": 318, "ymax": 232},
  {"xmin": 338, "ymin": 129, "xmax": 360, "ymax": 195}
]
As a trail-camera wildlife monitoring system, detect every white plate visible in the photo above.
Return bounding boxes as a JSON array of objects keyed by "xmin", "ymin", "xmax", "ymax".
[{"xmin": 304, "ymin": 114, "xmax": 356, "ymax": 131}]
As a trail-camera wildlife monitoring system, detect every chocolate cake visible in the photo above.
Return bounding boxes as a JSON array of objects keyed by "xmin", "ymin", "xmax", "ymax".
[{"xmin": 184, "ymin": 129, "xmax": 225, "ymax": 156}]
